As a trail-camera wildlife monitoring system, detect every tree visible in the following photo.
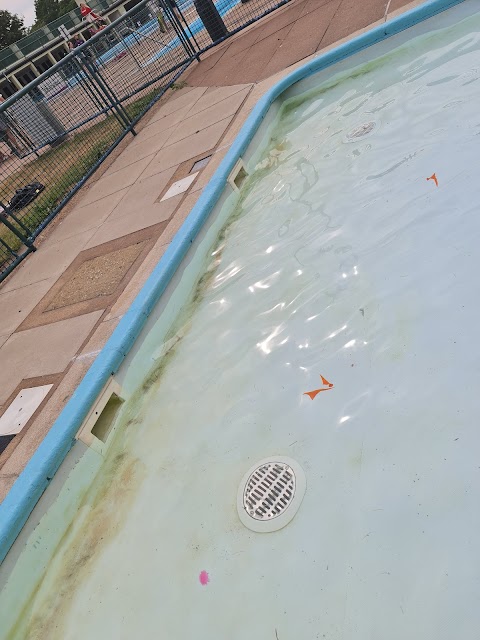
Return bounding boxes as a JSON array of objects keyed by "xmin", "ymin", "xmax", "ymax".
[
  {"xmin": 31, "ymin": 0, "xmax": 81, "ymax": 31},
  {"xmin": 33, "ymin": 0, "xmax": 61, "ymax": 28},
  {"xmin": 0, "ymin": 10, "xmax": 26, "ymax": 48}
]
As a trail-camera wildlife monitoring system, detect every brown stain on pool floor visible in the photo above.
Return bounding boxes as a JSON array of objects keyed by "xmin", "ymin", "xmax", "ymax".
[{"xmin": 9, "ymin": 437, "xmax": 146, "ymax": 640}]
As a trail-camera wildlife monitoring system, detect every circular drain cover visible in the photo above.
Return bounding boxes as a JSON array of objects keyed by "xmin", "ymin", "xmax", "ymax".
[
  {"xmin": 237, "ymin": 457, "xmax": 306, "ymax": 533},
  {"xmin": 346, "ymin": 121, "xmax": 376, "ymax": 141}
]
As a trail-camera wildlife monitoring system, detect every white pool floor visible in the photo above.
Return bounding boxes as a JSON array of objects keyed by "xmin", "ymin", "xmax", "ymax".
[{"xmin": 14, "ymin": 9, "xmax": 480, "ymax": 640}]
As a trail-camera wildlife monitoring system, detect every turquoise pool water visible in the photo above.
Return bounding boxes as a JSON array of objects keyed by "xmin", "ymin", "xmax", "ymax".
[{"xmin": 2, "ymin": 4, "xmax": 480, "ymax": 639}]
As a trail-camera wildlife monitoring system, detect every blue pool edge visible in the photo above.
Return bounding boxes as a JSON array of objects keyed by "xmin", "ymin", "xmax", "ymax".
[{"xmin": 0, "ymin": 0, "xmax": 466, "ymax": 564}]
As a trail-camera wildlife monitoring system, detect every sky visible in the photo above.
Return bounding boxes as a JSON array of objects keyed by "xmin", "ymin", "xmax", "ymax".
[{"xmin": 0, "ymin": 0, "xmax": 36, "ymax": 27}]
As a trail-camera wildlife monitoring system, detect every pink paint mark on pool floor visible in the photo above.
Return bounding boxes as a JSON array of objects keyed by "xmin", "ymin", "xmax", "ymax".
[{"xmin": 199, "ymin": 570, "xmax": 209, "ymax": 586}]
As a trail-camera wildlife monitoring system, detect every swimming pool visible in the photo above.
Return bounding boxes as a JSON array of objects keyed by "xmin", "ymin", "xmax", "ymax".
[{"xmin": 1, "ymin": 0, "xmax": 479, "ymax": 637}]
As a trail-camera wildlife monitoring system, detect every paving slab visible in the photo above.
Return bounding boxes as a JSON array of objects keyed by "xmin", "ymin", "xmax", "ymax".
[
  {"xmin": 85, "ymin": 196, "xmax": 182, "ymax": 249},
  {"xmin": 0, "ymin": 311, "xmax": 103, "ymax": 406},
  {"xmin": 82, "ymin": 155, "xmax": 154, "ymax": 205},
  {"xmin": 141, "ymin": 116, "xmax": 234, "ymax": 179},
  {"xmin": 0, "ymin": 279, "xmax": 56, "ymax": 335},
  {"xmin": 107, "ymin": 166, "xmax": 178, "ymax": 220},
  {"xmin": 0, "ymin": 231, "xmax": 94, "ymax": 294},
  {"xmin": 107, "ymin": 128, "xmax": 174, "ymax": 173},
  {"xmin": 262, "ymin": 0, "xmax": 342, "ymax": 77},
  {"xmin": 247, "ymin": 1, "xmax": 303, "ymax": 42},
  {"xmin": 140, "ymin": 103, "xmax": 192, "ymax": 138},
  {"xmin": 165, "ymin": 87, "xmax": 251, "ymax": 146},
  {"xmin": 388, "ymin": 0, "xmax": 423, "ymax": 14},
  {"xmin": 42, "ymin": 189, "xmax": 130, "ymax": 246},
  {"xmin": 186, "ymin": 84, "xmax": 253, "ymax": 115},
  {"xmin": 147, "ymin": 86, "xmax": 207, "ymax": 122},
  {"xmin": 320, "ymin": 0, "xmax": 387, "ymax": 47}
]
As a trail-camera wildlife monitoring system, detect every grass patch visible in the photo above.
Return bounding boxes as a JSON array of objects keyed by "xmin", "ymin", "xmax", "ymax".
[
  {"xmin": 0, "ymin": 86, "xmax": 168, "ymax": 259},
  {"xmin": 0, "ymin": 116, "xmax": 121, "ymax": 253}
]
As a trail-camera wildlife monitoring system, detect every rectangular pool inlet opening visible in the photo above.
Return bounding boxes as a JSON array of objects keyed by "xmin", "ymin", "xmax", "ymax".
[
  {"xmin": 228, "ymin": 159, "xmax": 248, "ymax": 192},
  {"xmin": 76, "ymin": 378, "xmax": 124, "ymax": 450}
]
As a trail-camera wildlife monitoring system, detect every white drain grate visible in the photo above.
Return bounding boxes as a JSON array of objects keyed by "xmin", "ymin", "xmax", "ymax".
[
  {"xmin": 237, "ymin": 457, "xmax": 306, "ymax": 533},
  {"xmin": 244, "ymin": 461, "xmax": 295, "ymax": 520}
]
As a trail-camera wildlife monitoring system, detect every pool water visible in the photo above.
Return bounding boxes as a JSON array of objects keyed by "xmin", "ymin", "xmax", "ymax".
[{"xmin": 7, "ymin": 8, "xmax": 480, "ymax": 640}]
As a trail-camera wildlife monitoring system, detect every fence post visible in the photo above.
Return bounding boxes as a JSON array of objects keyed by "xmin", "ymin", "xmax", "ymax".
[
  {"xmin": 159, "ymin": 0, "xmax": 199, "ymax": 60},
  {"xmin": 0, "ymin": 212, "xmax": 36, "ymax": 252},
  {"xmin": 193, "ymin": 0, "xmax": 228, "ymax": 43}
]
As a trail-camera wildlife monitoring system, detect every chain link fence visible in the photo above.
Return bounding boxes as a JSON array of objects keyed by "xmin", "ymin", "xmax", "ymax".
[{"xmin": 0, "ymin": 0, "xmax": 292, "ymax": 283}]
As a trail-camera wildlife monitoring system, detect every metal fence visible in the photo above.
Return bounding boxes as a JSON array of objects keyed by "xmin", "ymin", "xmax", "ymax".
[{"xmin": 0, "ymin": 0, "xmax": 292, "ymax": 282}]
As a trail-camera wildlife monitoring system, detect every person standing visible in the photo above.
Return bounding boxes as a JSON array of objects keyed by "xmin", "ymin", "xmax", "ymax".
[{"xmin": 79, "ymin": 3, "xmax": 106, "ymax": 26}]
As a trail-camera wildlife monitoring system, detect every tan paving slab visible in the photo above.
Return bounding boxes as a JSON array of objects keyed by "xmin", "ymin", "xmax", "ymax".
[
  {"xmin": 43, "ymin": 189, "xmax": 129, "ymax": 246},
  {"xmin": 321, "ymin": 0, "xmax": 386, "ymax": 47},
  {"xmin": 262, "ymin": 0, "xmax": 341, "ymax": 78},
  {"xmin": 140, "ymin": 103, "xmax": 192, "ymax": 138},
  {"xmin": 85, "ymin": 195, "xmax": 182, "ymax": 249},
  {"xmin": 147, "ymin": 86, "xmax": 207, "ymax": 122},
  {"xmin": 106, "ymin": 128, "xmax": 174, "ymax": 173},
  {"xmin": 106, "ymin": 166, "xmax": 178, "ymax": 221},
  {"xmin": 81, "ymin": 155, "xmax": 154, "ymax": 206},
  {"xmin": 141, "ymin": 116, "xmax": 233, "ymax": 179},
  {"xmin": 389, "ymin": 0, "xmax": 423, "ymax": 14},
  {"xmin": 165, "ymin": 87, "xmax": 251, "ymax": 146},
  {"xmin": 246, "ymin": 0, "xmax": 303, "ymax": 42},
  {"xmin": 0, "ymin": 279, "xmax": 56, "ymax": 335},
  {"xmin": 0, "ymin": 231, "xmax": 94, "ymax": 294},
  {"xmin": 299, "ymin": 0, "xmax": 337, "ymax": 16},
  {"xmin": 0, "ymin": 311, "xmax": 103, "ymax": 406},
  {"xmin": 191, "ymin": 46, "xmax": 250, "ymax": 87},
  {"xmin": 186, "ymin": 84, "xmax": 253, "ymax": 116},
  {"xmin": 211, "ymin": 27, "xmax": 264, "ymax": 64},
  {"xmin": 0, "ymin": 335, "xmax": 8, "ymax": 349}
]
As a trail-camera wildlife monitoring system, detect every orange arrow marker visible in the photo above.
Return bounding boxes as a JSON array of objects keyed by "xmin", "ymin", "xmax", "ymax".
[
  {"xmin": 304, "ymin": 388, "xmax": 332, "ymax": 400},
  {"xmin": 320, "ymin": 375, "xmax": 334, "ymax": 388},
  {"xmin": 304, "ymin": 375, "xmax": 334, "ymax": 400},
  {"xmin": 426, "ymin": 173, "xmax": 438, "ymax": 187}
]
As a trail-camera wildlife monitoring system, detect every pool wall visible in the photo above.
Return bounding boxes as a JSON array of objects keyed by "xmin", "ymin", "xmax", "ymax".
[{"xmin": 0, "ymin": 0, "xmax": 468, "ymax": 568}]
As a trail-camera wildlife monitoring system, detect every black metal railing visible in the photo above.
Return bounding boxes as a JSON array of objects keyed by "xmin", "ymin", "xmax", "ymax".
[{"xmin": 0, "ymin": 0, "xmax": 292, "ymax": 283}]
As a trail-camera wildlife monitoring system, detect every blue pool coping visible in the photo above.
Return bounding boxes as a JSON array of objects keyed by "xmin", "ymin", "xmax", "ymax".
[{"xmin": 0, "ymin": 0, "xmax": 466, "ymax": 564}]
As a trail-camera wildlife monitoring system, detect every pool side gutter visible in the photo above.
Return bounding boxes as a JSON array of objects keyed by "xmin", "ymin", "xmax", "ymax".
[{"xmin": 0, "ymin": 0, "xmax": 466, "ymax": 564}]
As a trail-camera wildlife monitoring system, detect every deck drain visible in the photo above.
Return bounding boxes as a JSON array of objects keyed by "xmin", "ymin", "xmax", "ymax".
[
  {"xmin": 346, "ymin": 121, "xmax": 376, "ymax": 141},
  {"xmin": 237, "ymin": 457, "xmax": 306, "ymax": 533}
]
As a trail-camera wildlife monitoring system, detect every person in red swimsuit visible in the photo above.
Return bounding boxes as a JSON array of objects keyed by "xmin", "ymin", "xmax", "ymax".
[{"xmin": 79, "ymin": 3, "xmax": 105, "ymax": 25}]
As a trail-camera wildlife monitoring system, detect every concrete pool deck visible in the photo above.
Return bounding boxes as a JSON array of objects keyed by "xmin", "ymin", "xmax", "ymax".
[{"xmin": 0, "ymin": 0, "xmax": 423, "ymax": 500}]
